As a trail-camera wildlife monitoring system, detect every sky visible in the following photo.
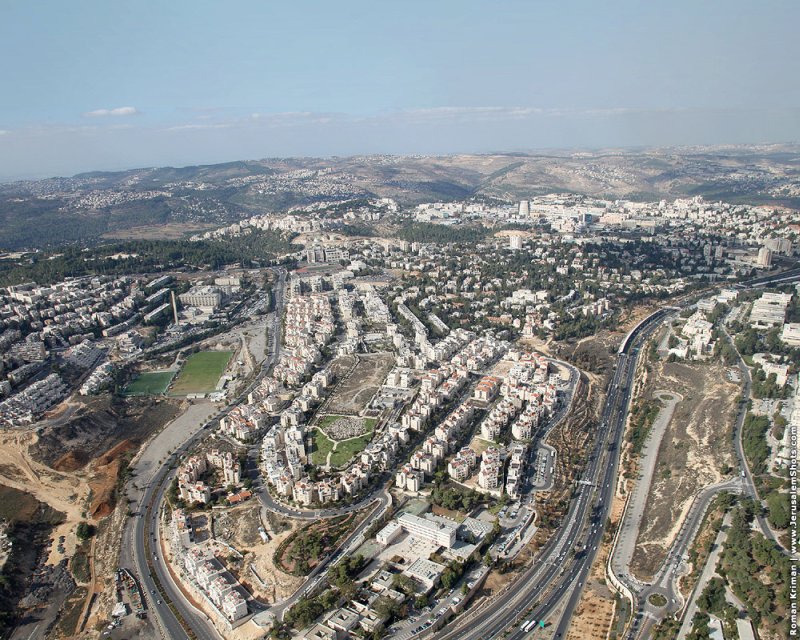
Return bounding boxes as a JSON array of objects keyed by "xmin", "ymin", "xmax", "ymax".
[{"xmin": 0, "ymin": 0, "xmax": 798, "ymax": 178}]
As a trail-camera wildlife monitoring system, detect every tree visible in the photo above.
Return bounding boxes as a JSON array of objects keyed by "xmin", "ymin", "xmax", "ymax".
[
  {"xmin": 687, "ymin": 611, "xmax": 711, "ymax": 640},
  {"xmin": 766, "ymin": 492, "xmax": 790, "ymax": 530},
  {"xmin": 320, "ymin": 589, "xmax": 338, "ymax": 609},
  {"xmin": 373, "ymin": 596, "xmax": 400, "ymax": 620},
  {"xmin": 697, "ymin": 577, "xmax": 726, "ymax": 614},
  {"xmin": 75, "ymin": 522, "xmax": 95, "ymax": 540},
  {"xmin": 285, "ymin": 597, "xmax": 324, "ymax": 629},
  {"xmin": 392, "ymin": 573, "xmax": 415, "ymax": 595}
]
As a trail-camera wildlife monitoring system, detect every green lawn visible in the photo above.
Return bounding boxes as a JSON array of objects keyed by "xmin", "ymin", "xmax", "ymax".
[
  {"xmin": 329, "ymin": 433, "xmax": 372, "ymax": 468},
  {"xmin": 123, "ymin": 370, "xmax": 175, "ymax": 396},
  {"xmin": 310, "ymin": 428, "xmax": 335, "ymax": 465},
  {"xmin": 168, "ymin": 351, "xmax": 232, "ymax": 396}
]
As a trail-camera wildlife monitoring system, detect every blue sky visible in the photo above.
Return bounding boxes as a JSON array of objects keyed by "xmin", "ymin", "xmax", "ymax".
[{"xmin": 0, "ymin": 0, "xmax": 798, "ymax": 178}]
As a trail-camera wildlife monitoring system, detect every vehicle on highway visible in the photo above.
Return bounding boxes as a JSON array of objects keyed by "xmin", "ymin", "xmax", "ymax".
[{"xmin": 521, "ymin": 618, "xmax": 537, "ymax": 632}]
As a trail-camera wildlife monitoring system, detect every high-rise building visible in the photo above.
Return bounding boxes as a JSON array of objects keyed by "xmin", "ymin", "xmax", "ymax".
[
  {"xmin": 757, "ymin": 246, "xmax": 772, "ymax": 268},
  {"xmin": 764, "ymin": 237, "xmax": 793, "ymax": 256},
  {"xmin": 518, "ymin": 200, "xmax": 530, "ymax": 217},
  {"xmin": 509, "ymin": 234, "xmax": 523, "ymax": 250}
]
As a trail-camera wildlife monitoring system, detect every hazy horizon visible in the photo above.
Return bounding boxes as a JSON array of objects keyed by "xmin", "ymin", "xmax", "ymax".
[
  {"xmin": 4, "ymin": 138, "xmax": 800, "ymax": 184},
  {"xmin": 1, "ymin": 0, "xmax": 798, "ymax": 178}
]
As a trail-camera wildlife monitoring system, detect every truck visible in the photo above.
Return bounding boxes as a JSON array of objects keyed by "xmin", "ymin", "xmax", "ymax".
[{"xmin": 522, "ymin": 619, "xmax": 537, "ymax": 632}]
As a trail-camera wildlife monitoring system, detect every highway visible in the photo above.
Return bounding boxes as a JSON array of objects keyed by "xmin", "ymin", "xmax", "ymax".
[
  {"xmin": 125, "ymin": 265, "xmax": 799, "ymax": 639},
  {"xmin": 618, "ymin": 269, "xmax": 800, "ymax": 639},
  {"xmin": 431, "ymin": 308, "xmax": 671, "ymax": 640},
  {"xmin": 120, "ymin": 268, "xmax": 286, "ymax": 640}
]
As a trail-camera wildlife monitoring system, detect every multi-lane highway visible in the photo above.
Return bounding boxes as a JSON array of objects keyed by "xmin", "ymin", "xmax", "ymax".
[
  {"xmin": 431, "ymin": 309, "xmax": 671, "ymax": 640},
  {"xmin": 126, "ymin": 264, "xmax": 798, "ymax": 640},
  {"xmin": 120, "ymin": 268, "xmax": 286, "ymax": 640}
]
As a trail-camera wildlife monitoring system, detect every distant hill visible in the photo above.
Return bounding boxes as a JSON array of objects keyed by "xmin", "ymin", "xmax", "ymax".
[{"xmin": 1, "ymin": 145, "xmax": 798, "ymax": 250}]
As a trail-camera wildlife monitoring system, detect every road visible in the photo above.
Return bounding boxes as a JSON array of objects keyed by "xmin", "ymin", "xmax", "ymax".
[
  {"xmin": 620, "ymin": 270, "xmax": 800, "ymax": 639},
  {"xmin": 722, "ymin": 326, "xmax": 785, "ymax": 548},
  {"xmin": 265, "ymin": 488, "xmax": 393, "ymax": 621},
  {"xmin": 254, "ymin": 474, "xmax": 383, "ymax": 520},
  {"xmin": 611, "ymin": 390, "xmax": 682, "ymax": 594},
  {"xmin": 623, "ymin": 476, "xmax": 742, "ymax": 639},
  {"xmin": 676, "ymin": 512, "xmax": 732, "ymax": 639},
  {"xmin": 119, "ymin": 268, "xmax": 286, "ymax": 639},
  {"xmin": 382, "ymin": 361, "xmax": 581, "ymax": 640},
  {"xmin": 619, "ymin": 331, "xmax": 753, "ymax": 639},
  {"xmin": 430, "ymin": 308, "xmax": 671, "ymax": 640},
  {"xmin": 124, "ymin": 266, "xmax": 799, "ymax": 639}
]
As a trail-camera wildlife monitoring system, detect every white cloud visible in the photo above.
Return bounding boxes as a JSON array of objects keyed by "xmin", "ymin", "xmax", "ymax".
[
  {"xmin": 0, "ymin": 130, "xmax": 8, "ymax": 135},
  {"xmin": 84, "ymin": 106, "xmax": 139, "ymax": 118}
]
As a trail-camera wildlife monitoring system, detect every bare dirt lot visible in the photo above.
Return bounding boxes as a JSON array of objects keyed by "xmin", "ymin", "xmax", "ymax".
[
  {"xmin": 325, "ymin": 353, "xmax": 394, "ymax": 415},
  {"xmin": 101, "ymin": 221, "xmax": 218, "ymax": 240},
  {"xmin": 212, "ymin": 502, "xmax": 304, "ymax": 604},
  {"xmin": 629, "ymin": 359, "xmax": 738, "ymax": 579},
  {"xmin": 566, "ymin": 493, "xmax": 626, "ymax": 640},
  {"xmin": 554, "ymin": 305, "xmax": 658, "ymax": 376},
  {"xmin": 0, "ymin": 394, "xmax": 181, "ymax": 638},
  {"xmin": 31, "ymin": 395, "xmax": 179, "ymax": 471}
]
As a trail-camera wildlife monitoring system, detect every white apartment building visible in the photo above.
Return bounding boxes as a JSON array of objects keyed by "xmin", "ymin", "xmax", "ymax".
[
  {"xmin": 395, "ymin": 512, "xmax": 457, "ymax": 548},
  {"xmin": 179, "ymin": 286, "xmax": 225, "ymax": 311},
  {"xmin": 750, "ymin": 292, "xmax": 793, "ymax": 327},
  {"xmin": 781, "ymin": 323, "xmax": 800, "ymax": 346}
]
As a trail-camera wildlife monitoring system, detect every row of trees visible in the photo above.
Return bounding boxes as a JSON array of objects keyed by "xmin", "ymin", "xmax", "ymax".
[
  {"xmin": 741, "ymin": 412, "xmax": 771, "ymax": 475},
  {"xmin": 626, "ymin": 398, "xmax": 663, "ymax": 455}
]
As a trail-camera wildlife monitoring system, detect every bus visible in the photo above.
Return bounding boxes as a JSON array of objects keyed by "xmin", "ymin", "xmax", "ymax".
[{"xmin": 521, "ymin": 619, "xmax": 537, "ymax": 632}]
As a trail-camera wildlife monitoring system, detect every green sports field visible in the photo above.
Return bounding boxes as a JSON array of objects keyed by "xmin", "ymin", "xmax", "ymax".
[
  {"xmin": 168, "ymin": 351, "xmax": 233, "ymax": 396},
  {"xmin": 123, "ymin": 371, "xmax": 176, "ymax": 396}
]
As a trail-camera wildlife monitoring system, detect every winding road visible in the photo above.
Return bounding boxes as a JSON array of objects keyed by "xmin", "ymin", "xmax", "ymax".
[{"xmin": 119, "ymin": 268, "xmax": 286, "ymax": 640}]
